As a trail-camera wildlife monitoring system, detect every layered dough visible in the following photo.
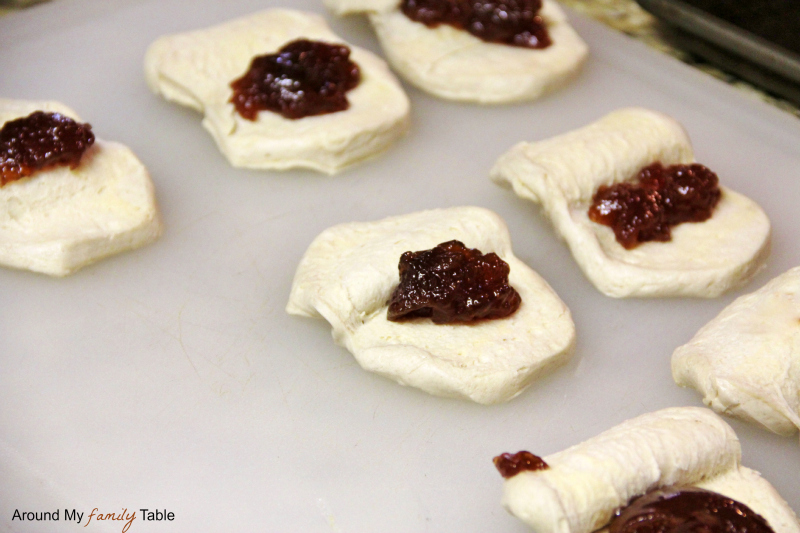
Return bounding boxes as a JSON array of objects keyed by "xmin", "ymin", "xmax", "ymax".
[
  {"xmin": 673, "ymin": 267, "xmax": 800, "ymax": 438},
  {"xmin": 0, "ymin": 99, "xmax": 162, "ymax": 276},
  {"xmin": 324, "ymin": 0, "xmax": 588, "ymax": 103},
  {"xmin": 286, "ymin": 207, "xmax": 575, "ymax": 404},
  {"xmin": 501, "ymin": 407, "xmax": 800, "ymax": 533},
  {"xmin": 490, "ymin": 107, "xmax": 770, "ymax": 298},
  {"xmin": 144, "ymin": 9, "xmax": 410, "ymax": 174}
]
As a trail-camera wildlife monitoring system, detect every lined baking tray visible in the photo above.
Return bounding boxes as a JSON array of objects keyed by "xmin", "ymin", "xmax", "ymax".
[{"xmin": 1, "ymin": 0, "xmax": 799, "ymax": 531}]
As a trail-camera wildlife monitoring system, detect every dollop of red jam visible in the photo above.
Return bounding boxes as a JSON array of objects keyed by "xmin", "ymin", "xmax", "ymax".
[
  {"xmin": 401, "ymin": 0, "xmax": 551, "ymax": 48},
  {"xmin": 387, "ymin": 240, "xmax": 522, "ymax": 324},
  {"xmin": 0, "ymin": 111, "xmax": 95, "ymax": 186},
  {"xmin": 229, "ymin": 39, "xmax": 361, "ymax": 121},
  {"xmin": 588, "ymin": 162, "xmax": 721, "ymax": 249},
  {"xmin": 493, "ymin": 451, "xmax": 549, "ymax": 478},
  {"xmin": 608, "ymin": 486, "xmax": 774, "ymax": 533}
]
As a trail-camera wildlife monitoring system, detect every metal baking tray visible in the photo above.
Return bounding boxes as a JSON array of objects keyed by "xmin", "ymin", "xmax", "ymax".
[{"xmin": 637, "ymin": 0, "xmax": 800, "ymax": 105}]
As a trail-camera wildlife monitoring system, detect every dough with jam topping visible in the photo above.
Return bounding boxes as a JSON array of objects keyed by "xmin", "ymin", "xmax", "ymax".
[
  {"xmin": 490, "ymin": 107, "xmax": 770, "ymax": 298},
  {"xmin": 286, "ymin": 206, "xmax": 575, "ymax": 404},
  {"xmin": 0, "ymin": 98, "xmax": 162, "ymax": 277},
  {"xmin": 144, "ymin": 9, "xmax": 410, "ymax": 174},
  {"xmin": 500, "ymin": 407, "xmax": 800, "ymax": 533},
  {"xmin": 673, "ymin": 267, "xmax": 800, "ymax": 438},
  {"xmin": 323, "ymin": 0, "xmax": 588, "ymax": 103}
]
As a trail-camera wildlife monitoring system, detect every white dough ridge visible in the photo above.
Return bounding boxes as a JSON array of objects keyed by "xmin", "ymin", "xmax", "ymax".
[
  {"xmin": 490, "ymin": 107, "xmax": 771, "ymax": 298},
  {"xmin": 500, "ymin": 407, "xmax": 800, "ymax": 533},
  {"xmin": 673, "ymin": 266, "xmax": 800, "ymax": 439},
  {"xmin": 286, "ymin": 206, "xmax": 575, "ymax": 404},
  {"xmin": 0, "ymin": 98, "xmax": 162, "ymax": 276},
  {"xmin": 144, "ymin": 9, "xmax": 410, "ymax": 175},
  {"xmin": 324, "ymin": 0, "xmax": 588, "ymax": 103}
]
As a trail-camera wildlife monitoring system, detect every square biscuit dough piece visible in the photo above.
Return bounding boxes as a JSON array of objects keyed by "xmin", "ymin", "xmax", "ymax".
[
  {"xmin": 144, "ymin": 9, "xmax": 410, "ymax": 175},
  {"xmin": 324, "ymin": 0, "xmax": 588, "ymax": 103},
  {"xmin": 286, "ymin": 206, "xmax": 576, "ymax": 404},
  {"xmin": 490, "ymin": 107, "xmax": 771, "ymax": 298},
  {"xmin": 501, "ymin": 407, "xmax": 800, "ymax": 533},
  {"xmin": 0, "ymin": 99, "xmax": 162, "ymax": 277},
  {"xmin": 673, "ymin": 266, "xmax": 800, "ymax": 439}
]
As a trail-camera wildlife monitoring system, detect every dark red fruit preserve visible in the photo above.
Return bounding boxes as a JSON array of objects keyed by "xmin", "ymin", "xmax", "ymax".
[
  {"xmin": 387, "ymin": 240, "xmax": 521, "ymax": 324},
  {"xmin": 229, "ymin": 39, "xmax": 361, "ymax": 121},
  {"xmin": 401, "ymin": 0, "xmax": 551, "ymax": 48},
  {"xmin": 609, "ymin": 486, "xmax": 774, "ymax": 533},
  {"xmin": 0, "ymin": 111, "xmax": 95, "ymax": 186},
  {"xmin": 493, "ymin": 451, "xmax": 549, "ymax": 478},
  {"xmin": 588, "ymin": 162, "xmax": 721, "ymax": 249}
]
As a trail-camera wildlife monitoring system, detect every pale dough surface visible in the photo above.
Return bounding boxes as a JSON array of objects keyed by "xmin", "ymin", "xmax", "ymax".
[
  {"xmin": 325, "ymin": 0, "xmax": 588, "ymax": 103},
  {"xmin": 490, "ymin": 107, "xmax": 770, "ymax": 298},
  {"xmin": 323, "ymin": 0, "xmax": 400, "ymax": 15},
  {"xmin": 144, "ymin": 9, "xmax": 410, "ymax": 174},
  {"xmin": 673, "ymin": 267, "xmax": 800, "ymax": 438},
  {"xmin": 501, "ymin": 407, "xmax": 800, "ymax": 533},
  {"xmin": 286, "ymin": 206, "xmax": 575, "ymax": 404},
  {"xmin": 0, "ymin": 98, "xmax": 162, "ymax": 276}
]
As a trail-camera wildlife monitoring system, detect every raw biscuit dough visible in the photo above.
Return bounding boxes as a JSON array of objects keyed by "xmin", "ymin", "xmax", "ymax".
[
  {"xmin": 490, "ymin": 107, "xmax": 771, "ymax": 298},
  {"xmin": 324, "ymin": 0, "xmax": 588, "ymax": 103},
  {"xmin": 501, "ymin": 407, "xmax": 800, "ymax": 533},
  {"xmin": 0, "ymin": 99, "xmax": 162, "ymax": 277},
  {"xmin": 286, "ymin": 206, "xmax": 575, "ymax": 404},
  {"xmin": 144, "ymin": 9, "xmax": 410, "ymax": 174},
  {"xmin": 673, "ymin": 267, "xmax": 800, "ymax": 439}
]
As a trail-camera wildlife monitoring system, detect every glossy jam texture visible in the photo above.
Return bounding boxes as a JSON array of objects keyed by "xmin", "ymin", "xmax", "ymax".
[
  {"xmin": 608, "ymin": 486, "xmax": 774, "ymax": 533},
  {"xmin": 493, "ymin": 451, "xmax": 548, "ymax": 478},
  {"xmin": 588, "ymin": 162, "xmax": 721, "ymax": 249},
  {"xmin": 0, "ymin": 111, "xmax": 95, "ymax": 186},
  {"xmin": 229, "ymin": 39, "xmax": 361, "ymax": 121},
  {"xmin": 387, "ymin": 240, "xmax": 522, "ymax": 324},
  {"xmin": 401, "ymin": 0, "xmax": 551, "ymax": 49}
]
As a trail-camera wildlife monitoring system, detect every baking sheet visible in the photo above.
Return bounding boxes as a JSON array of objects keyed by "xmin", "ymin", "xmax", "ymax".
[{"xmin": 1, "ymin": 0, "xmax": 799, "ymax": 531}]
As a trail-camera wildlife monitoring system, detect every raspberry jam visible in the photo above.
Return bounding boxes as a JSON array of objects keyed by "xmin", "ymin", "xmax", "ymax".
[
  {"xmin": 493, "ymin": 451, "xmax": 549, "ymax": 478},
  {"xmin": 0, "ymin": 111, "xmax": 95, "ymax": 186},
  {"xmin": 588, "ymin": 163, "xmax": 721, "ymax": 249},
  {"xmin": 229, "ymin": 39, "xmax": 361, "ymax": 121},
  {"xmin": 609, "ymin": 486, "xmax": 774, "ymax": 533},
  {"xmin": 387, "ymin": 240, "xmax": 521, "ymax": 324},
  {"xmin": 401, "ymin": 0, "xmax": 551, "ymax": 49}
]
